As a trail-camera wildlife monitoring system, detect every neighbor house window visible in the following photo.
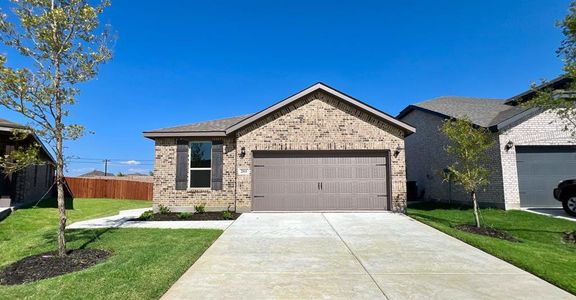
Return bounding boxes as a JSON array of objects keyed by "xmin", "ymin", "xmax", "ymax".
[{"xmin": 189, "ymin": 141, "xmax": 212, "ymax": 188}]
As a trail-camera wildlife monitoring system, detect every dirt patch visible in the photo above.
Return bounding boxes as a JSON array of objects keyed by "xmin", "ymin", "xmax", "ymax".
[
  {"xmin": 0, "ymin": 249, "xmax": 110, "ymax": 285},
  {"xmin": 139, "ymin": 212, "xmax": 241, "ymax": 221},
  {"xmin": 455, "ymin": 224, "xmax": 519, "ymax": 242},
  {"xmin": 563, "ymin": 231, "xmax": 576, "ymax": 244}
]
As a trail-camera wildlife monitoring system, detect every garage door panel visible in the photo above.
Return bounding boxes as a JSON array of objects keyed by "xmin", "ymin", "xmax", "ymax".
[
  {"xmin": 252, "ymin": 151, "xmax": 389, "ymax": 211},
  {"xmin": 253, "ymin": 181, "xmax": 319, "ymax": 195},
  {"xmin": 516, "ymin": 146, "xmax": 576, "ymax": 208},
  {"xmin": 322, "ymin": 180, "xmax": 387, "ymax": 194}
]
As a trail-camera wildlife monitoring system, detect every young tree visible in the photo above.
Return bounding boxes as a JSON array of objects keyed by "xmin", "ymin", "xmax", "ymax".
[
  {"xmin": 441, "ymin": 117, "xmax": 495, "ymax": 228},
  {"xmin": 0, "ymin": 0, "xmax": 112, "ymax": 256}
]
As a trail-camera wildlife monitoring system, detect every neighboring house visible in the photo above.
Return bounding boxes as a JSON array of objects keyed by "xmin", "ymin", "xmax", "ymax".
[
  {"xmin": 0, "ymin": 118, "xmax": 55, "ymax": 207},
  {"xmin": 398, "ymin": 76, "xmax": 576, "ymax": 209},
  {"xmin": 144, "ymin": 83, "xmax": 415, "ymax": 212},
  {"xmin": 79, "ymin": 170, "xmax": 115, "ymax": 177}
]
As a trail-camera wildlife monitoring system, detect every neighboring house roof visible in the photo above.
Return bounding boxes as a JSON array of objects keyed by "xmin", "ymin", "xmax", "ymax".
[
  {"xmin": 79, "ymin": 170, "xmax": 115, "ymax": 177},
  {"xmin": 0, "ymin": 117, "xmax": 56, "ymax": 164},
  {"xmin": 397, "ymin": 97, "xmax": 532, "ymax": 130},
  {"xmin": 0, "ymin": 118, "xmax": 26, "ymax": 130},
  {"xmin": 126, "ymin": 173, "xmax": 150, "ymax": 176},
  {"xmin": 397, "ymin": 75, "xmax": 576, "ymax": 132},
  {"xmin": 505, "ymin": 75, "xmax": 573, "ymax": 105},
  {"xmin": 144, "ymin": 82, "xmax": 416, "ymax": 138}
]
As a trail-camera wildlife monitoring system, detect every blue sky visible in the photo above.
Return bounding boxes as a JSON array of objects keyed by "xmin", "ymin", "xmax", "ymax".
[{"xmin": 0, "ymin": 0, "xmax": 572, "ymax": 175}]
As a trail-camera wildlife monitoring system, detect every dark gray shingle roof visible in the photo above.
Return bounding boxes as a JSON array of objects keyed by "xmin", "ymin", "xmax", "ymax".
[
  {"xmin": 144, "ymin": 114, "xmax": 253, "ymax": 135},
  {"xmin": 401, "ymin": 97, "xmax": 530, "ymax": 128},
  {"xmin": 0, "ymin": 118, "xmax": 25, "ymax": 130}
]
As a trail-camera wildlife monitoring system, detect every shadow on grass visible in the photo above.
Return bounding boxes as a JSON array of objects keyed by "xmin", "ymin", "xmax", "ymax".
[
  {"xmin": 40, "ymin": 227, "xmax": 117, "ymax": 252},
  {"xmin": 30, "ymin": 197, "xmax": 74, "ymax": 210}
]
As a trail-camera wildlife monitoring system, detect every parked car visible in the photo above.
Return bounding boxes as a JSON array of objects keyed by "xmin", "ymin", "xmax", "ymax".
[{"xmin": 554, "ymin": 179, "xmax": 576, "ymax": 216}]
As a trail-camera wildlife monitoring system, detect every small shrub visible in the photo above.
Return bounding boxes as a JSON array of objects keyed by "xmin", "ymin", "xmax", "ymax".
[
  {"xmin": 138, "ymin": 210, "xmax": 153, "ymax": 221},
  {"xmin": 194, "ymin": 203, "xmax": 206, "ymax": 214},
  {"xmin": 178, "ymin": 212, "xmax": 193, "ymax": 220},
  {"xmin": 222, "ymin": 210, "xmax": 234, "ymax": 220},
  {"xmin": 158, "ymin": 205, "xmax": 171, "ymax": 214}
]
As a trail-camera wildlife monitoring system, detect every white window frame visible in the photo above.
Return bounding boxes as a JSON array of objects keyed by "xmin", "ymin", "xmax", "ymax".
[{"xmin": 188, "ymin": 141, "xmax": 212, "ymax": 189}]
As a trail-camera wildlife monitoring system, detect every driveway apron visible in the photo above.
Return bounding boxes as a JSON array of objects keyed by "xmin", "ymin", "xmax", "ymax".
[{"xmin": 161, "ymin": 213, "xmax": 574, "ymax": 300}]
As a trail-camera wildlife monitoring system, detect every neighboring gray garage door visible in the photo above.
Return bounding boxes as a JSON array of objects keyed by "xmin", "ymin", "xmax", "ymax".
[
  {"xmin": 252, "ymin": 151, "xmax": 389, "ymax": 211},
  {"xmin": 516, "ymin": 146, "xmax": 576, "ymax": 207}
]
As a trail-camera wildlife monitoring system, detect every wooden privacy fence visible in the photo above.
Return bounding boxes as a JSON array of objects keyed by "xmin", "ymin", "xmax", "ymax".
[{"xmin": 65, "ymin": 177, "xmax": 153, "ymax": 201}]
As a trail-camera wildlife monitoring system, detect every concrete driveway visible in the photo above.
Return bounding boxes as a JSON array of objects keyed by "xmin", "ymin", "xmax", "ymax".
[
  {"xmin": 162, "ymin": 213, "xmax": 574, "ymax": 299},
  {"xmin": 524, "ymin": 208, "xmax": 576, "ymax": 222}
]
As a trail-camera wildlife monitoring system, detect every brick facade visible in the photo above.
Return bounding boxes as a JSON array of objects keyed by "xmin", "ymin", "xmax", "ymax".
[
  {"xmin": 402, "ymin": 109, "xmax": 572, "ymax": 209},
  {"xmin": 152, "ymin": 90, "xmax": 408, "ymax": 212}
]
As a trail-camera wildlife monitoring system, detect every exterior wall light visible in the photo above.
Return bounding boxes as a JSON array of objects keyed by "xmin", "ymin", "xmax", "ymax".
[
  {"xmin": 239, "ymin": 147, "xmax": 246, "ymax": 158},
  {"xmin": 393, "ymin": 146, "xmax": 403, "ymax": 158},
  {"xmin": 504, "ymin": 140, "xmax": 514, "ymax": 152}
]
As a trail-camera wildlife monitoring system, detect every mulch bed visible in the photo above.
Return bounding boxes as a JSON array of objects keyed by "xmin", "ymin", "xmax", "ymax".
[
  {"xmin": 563, "ymin": 231, "xmax": 576, "ymax": 244},
  {"xmin": 0, "ymin": 249, "xmax": 110, "ymax": 285},
  {"xmin": 455, "ymin": 224, "xmax": 519, "ymax": 242},
  {"xmin": 140, "ymin": 212, "xmax": 241, "ymax": 221}
]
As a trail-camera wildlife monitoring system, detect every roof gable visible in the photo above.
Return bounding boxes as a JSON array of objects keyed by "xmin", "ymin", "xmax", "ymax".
[
  {"xmin": 225, "ymin": 83, "xmax": 415, "ymax": 135},
  {"xmin": 144, "ymin": 83, "xmax": 415, "ymax": 138}
]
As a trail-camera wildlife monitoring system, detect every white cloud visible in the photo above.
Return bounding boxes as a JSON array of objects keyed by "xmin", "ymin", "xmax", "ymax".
[{"xmin": 120, "ymin": 160, "xmax": 141, "ymax": 165}]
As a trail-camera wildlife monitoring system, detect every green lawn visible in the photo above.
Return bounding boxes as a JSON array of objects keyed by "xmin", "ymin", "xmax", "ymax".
[
  {"xmin": 408, "ymin": 202, "xmax": 576, "ymax": 295},
  {"xmin": 0, "ymin": 198, "xmax": 222, "ymax": 299}
]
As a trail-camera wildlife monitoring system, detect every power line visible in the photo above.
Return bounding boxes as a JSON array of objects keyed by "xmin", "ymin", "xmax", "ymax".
[{"xmin": 69, "ymin": 157, "xmax": 154, "ymax": 161}]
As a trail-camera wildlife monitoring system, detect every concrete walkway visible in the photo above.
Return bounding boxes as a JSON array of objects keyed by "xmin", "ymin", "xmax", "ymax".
[
  {"xmin": 68, "ymin": 208, "xmax": 234, "ymax": 230},
  {"xmin": 162, "ymin": 212, "xmax": 574, "ymax": 300},
  {"xmin": 524, "ymin": 208, "xmax": 576, "ymax": 222}
]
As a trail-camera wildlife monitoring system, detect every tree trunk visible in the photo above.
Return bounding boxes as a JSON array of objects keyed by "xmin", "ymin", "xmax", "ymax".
[
  {"xmin": 56, "ymin": 132, "xmax": 66, "ymax": 256},
  {"xmin": 472, "ymin": 191, "xmax": 481, "ymax": 228}
]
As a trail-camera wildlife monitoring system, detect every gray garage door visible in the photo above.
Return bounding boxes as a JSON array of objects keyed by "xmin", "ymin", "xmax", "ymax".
[
  {"xmin": 516, "ymin": 146, "xmax": 576, "ymax": 207},
  {"xmin": 252, "ymin": 151, "xmax": 389, "ymax": 211}
]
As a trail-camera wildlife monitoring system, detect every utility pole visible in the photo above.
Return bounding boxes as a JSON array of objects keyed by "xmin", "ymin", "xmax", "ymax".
[{"xmin": 103, "ymin": 159, "xmax": 110, "ymax": 176}]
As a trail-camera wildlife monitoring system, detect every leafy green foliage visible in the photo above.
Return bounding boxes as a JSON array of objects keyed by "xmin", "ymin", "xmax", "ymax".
[
  {"xmin": 116, "ymin": 172, "xmax": 125, "ymax": 177},
  {"xmin": 138, "ymin": 210, "xmax": 153, "ymax": 221},
  {"xmin": 0, "ymin": 129, "xmax": 45, "ymax": 173},
  {"xmin": 441, "ymin": 117, "xmax": 494, "ymax": 193},
  {"xmin": 441, "ymin": 117, "xmax": 495, "ymax": 227},
  {"xmin": 158, "ymin": 205, "xmax": 170, "ymax": 215},
  {"xmin": 177, "ymin": 212, "xmax": 192, "ymax": 220},
  {"xmin": 524, "ymin": 82, "xmax": 576, "ymax": 139},
  {"xmin": 194, "ymin": 203, "xmax": 206, "ymax": 214},
  {"xmin": 559, "ymin": 1, "xmax": 576, "ymax": 77},
  {"xmin": 222, "ymin": 210, "xmax": 233, "ymax": 220}
]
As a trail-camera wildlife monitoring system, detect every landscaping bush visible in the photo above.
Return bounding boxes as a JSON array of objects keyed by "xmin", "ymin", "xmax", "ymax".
[
  {"xmin": 177, "ymin": 212, "xmax": 193, "ymax": 220},
  {"xmin": 138, "ymin": 210, "xmax": 153, "ymax": 221},
  {"xmin": 194, "ymin": 204, "xmax": 206, "ymax": 214},
  {"xmin": 158, "ymin": 205, "xmax": 171, "ymax": 215},
  {"xmin": 222, "ymin": 211, "xmax": 233, "ymax": 220}
]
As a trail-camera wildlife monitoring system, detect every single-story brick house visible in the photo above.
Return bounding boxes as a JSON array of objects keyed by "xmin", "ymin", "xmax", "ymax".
[
  {"xmin": 0, "ymin": 118, "xmax": 55, "ymax": 208},
  {"xmin": 398, "ymin": 76, "xmax": 576, "ymax": 209},
  {"xmin": 144, "ymin": 83, "xmax": 415, "ymax": 212}
]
